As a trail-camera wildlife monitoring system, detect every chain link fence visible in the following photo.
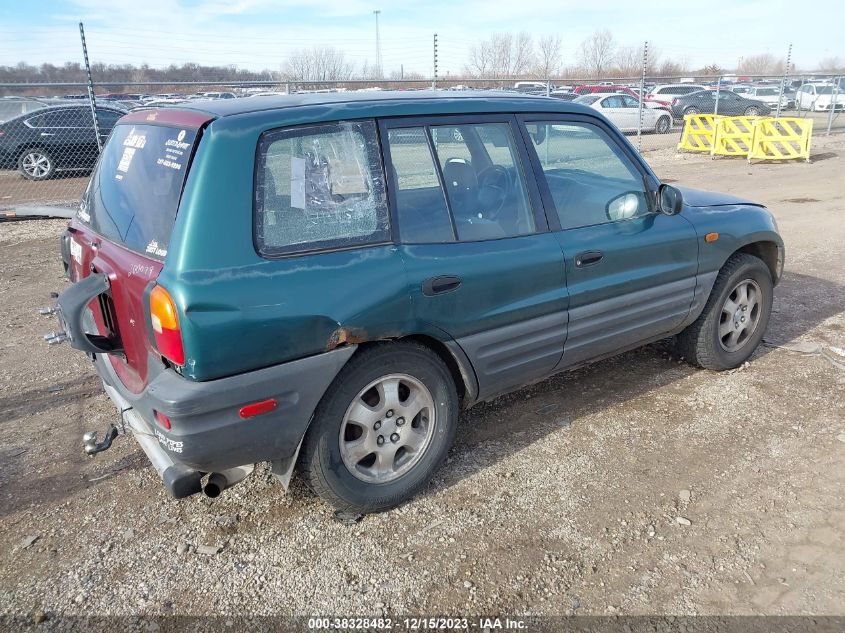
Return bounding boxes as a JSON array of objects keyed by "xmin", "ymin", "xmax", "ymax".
[{"xmin": 1, "ymin": 74, "xmax": 842, "ymax": 219}]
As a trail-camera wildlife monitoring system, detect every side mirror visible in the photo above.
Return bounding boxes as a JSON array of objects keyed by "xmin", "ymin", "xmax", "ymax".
[
  {"xmin": 658, "ymin": 184, "xmax": 683, "ymax": 216},
  {"xmin": 606, "ymin": 192, "xmax": 642, "ymax": 221}
]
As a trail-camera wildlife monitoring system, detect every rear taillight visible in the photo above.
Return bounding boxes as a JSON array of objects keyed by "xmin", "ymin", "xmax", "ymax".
[
  {"xmin": 0, "ymin": 130, "xmax": 5, "ymax": 137},
  {"xmin": 672, "ymin": 98, "xmax": 679, "ymax": 106},
  {"xmin": 150, "ymin": 285, "xmax": 185, "ymax": 366}
]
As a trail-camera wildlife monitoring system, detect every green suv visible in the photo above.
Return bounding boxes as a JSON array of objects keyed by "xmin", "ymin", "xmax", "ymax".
[{"xmin": 53, "ymin": 92, "xmax": 783, "ymax": 514}]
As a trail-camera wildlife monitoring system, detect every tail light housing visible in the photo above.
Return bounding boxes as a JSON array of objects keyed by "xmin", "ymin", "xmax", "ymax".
[
  {"xmin": 672, "ymin": 98, "xmax": 679, "ymax": 106},
  {"xmin": 149, "ymin": 285, "xmax": 185, "ymax": 366}
]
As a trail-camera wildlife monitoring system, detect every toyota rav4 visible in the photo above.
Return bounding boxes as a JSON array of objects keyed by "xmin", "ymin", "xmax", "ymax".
[{"xmin": 51, "ymin": 92, "xmax": 784, "ymax": 515}]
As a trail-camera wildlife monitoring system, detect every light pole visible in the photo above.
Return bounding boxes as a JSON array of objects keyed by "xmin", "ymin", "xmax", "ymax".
[{"xmin": 373, "ymin": 10, "xmax": 382, "ymax": 79}]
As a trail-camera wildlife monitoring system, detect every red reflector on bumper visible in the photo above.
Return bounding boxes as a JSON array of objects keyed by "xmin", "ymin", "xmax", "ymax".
[
  {"xmin": 154, "ymin": 410, "xmax": 172, "ymax": 430},
  {"xmin": 239, "ymin": 399, "xmax": 278, "ymax": 419}
]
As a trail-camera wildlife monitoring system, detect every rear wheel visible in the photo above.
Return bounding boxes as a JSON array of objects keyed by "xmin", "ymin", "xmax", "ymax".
[
  {"xmin": 744, "ymin": 106, "xmax": 760, "ymax": 116},
  {"xmin": 684, "ymin": 106, "xmax": 699, "ymax": 116},
  {"xmin": 300, "ymin": 342, "xmax": 459, "ymax": 514},
  {"xmin": 655, "ymin": 115, "xmax": 671, "ymax": 134},
  {"xmin": 18, "ymin": 148, "xmax": 55, "ymax": 181},
  {"xmin": 676, "ymin": 253, "xmax": 773, "ymax": 370}
]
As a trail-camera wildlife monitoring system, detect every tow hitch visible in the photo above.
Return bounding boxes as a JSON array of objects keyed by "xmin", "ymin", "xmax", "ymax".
[{"xmin": 83, "ymin": 424, "xmax": 119, "ymax": 455}]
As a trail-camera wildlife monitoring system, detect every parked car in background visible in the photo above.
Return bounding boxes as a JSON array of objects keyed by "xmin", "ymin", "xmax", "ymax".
[
  {"xmin": 548, "ymin": 91, "xmax": 579, "ymax": 101},
  {"xmin": 741, "ymin": 86, "xmax": 793, "ymax": 110},
  {"xmin": 645, "ymin": 84, "xmax": 707, "ymax": 107},
  {"xmin": 575, "ymin": 84, "xmax": 669, "ymax": 110},
  {"xmin": 53, "ymin": 92, "xmax": 782, "ymax": 513},
  {"xmin": 0, "ymin": 97, "xmax": 49, "ymax": 123},
  {"xmin": 0, "ymin": 104, "xmax": 126, "ymax": 180},
  {"xmin": 796, "ymin": 83, "xmax": 844, "ymax": 112},
  {"xmin": 670, "ymin": 90, "xmax": 771, "ymax": 119},
  {"xmin": 574, "ymin": 93, "xmax": 672, "ymax": 133},
  {"xmin": 514, "ymin": 81, "xmax": 550, "ymax": 94},
  {"xmin": 196, "ymin": 91, "xmax": 238, "ymax": 99}
]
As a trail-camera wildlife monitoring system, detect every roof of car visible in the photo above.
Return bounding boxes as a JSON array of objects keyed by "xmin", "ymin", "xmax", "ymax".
[{"xmin": 168, "ymin": 90, "xmax": 592, "ymax": 119}]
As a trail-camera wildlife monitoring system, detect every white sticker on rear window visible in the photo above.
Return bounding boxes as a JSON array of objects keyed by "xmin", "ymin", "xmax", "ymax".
[
  {"xmin": 145, "ymin": 239, "xmax": 167, "ymax": 258},
  {"xmin": 290, "ymin": 156, "xmax": 306, "ymax": 209},
  {"xmin": 123, "ymin": 128, "xmax": 147, "ymax": 149},
  {"xmin": 116, "ymin": 147, "xmax": 135, "ymax": 175}
]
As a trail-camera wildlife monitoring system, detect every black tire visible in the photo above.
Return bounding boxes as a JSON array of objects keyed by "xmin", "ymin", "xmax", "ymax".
[
  {"xmin": 745, "ymin": 106, "xmax": 760, "ymax": 116},
  {"xmin": 300, "ymin": 342, "xmax": 459, "ymax": 514},
  {"xmin": 655, "ymin": 115, "xmax": 671, "ymax": 134},
  {"xmin": 684, "ymin": 106, "xmax": 699, "ymax": 115},
  {"xmin": 18, "ymin": 147, "xmax": 56, "ymax": 181},
  {"xmin": 676, "ymin": 253, "xmax": 773, "ymax": 371}
]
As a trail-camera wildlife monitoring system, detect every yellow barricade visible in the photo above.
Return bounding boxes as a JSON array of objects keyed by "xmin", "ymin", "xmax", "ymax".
[
  {"xmin": 711, "ymin": 116, "xmax": 762, "ymax": 157},
  {"xmin": 748, "ymin": 117, "xmax": 813, "ymax": 162},
  {"xmin": 677, "ymin": 114, "xmax": 717, "ymax": 153}
]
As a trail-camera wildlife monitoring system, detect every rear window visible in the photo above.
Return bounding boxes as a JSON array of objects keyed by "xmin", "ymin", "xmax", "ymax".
[{"xmin": 80, "ymin": 123, "xmax": 198, "ymax": 260}]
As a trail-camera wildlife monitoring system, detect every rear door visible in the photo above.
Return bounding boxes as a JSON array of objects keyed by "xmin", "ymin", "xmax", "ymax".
[
  {"xmin": 380, "ymin": 115, "xmax": 568, "ymax": 400},
  {"xmin": 68, "ymin": 109, "xmax": 212, "ymax": 393},
  {"xmin": 519, "ymin": 115, "xmax": 699, "ymax": 368}
]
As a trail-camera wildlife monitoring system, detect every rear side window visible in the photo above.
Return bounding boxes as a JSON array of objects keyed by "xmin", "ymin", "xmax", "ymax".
[
  {"xmin": 81, "ymin": 124, "xmax": 198, "ymax": 259},
  {"xmin": 255, "ymin": 120, "xmax": 390, "ymax": 256}
]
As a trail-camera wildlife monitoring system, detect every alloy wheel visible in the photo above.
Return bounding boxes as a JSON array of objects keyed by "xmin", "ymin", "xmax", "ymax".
[
  {"xmin": 718, "ymin": 279, "xmax": 762, "ymax": 352},
  {"xmin": 21, "ymin": 151, "xmax": 52, "ymax": 178},
  {"xmin": 339, "ymin": 373, "xmax": 436, "ymax": 483}
]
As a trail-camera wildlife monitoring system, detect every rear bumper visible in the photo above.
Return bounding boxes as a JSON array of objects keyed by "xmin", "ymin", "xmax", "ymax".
[{"xmin": 93, "ymin": 346, "xmax": 355, "ymax": 494}]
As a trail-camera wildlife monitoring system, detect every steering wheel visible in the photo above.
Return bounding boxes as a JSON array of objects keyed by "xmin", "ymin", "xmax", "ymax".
[{"xmin": 476, "ymin": 165, "xmax": 512, "ymax": 219}]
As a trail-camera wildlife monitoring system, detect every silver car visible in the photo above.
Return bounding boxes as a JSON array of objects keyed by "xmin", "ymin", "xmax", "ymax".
[{"xmin": 573, "ymin": 93, "xmax": 673, "ymax": 134}]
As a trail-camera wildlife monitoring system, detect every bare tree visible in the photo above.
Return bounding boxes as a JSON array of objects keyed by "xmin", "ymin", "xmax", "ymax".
[
  {"xmin": 656, "ymin": 58, "xmax": 689, "ymax": 78},
  {"xmin": 534, "ymin": 34, "xmax": 562, "ymax": 80},
  {"xmin": 612, "ymin": 42, "xmax": 659, "ymax": 78},
  {"xmin": 464, "ymin": 32, "xmax": 535, "ymax": 79},
  {"xmin": 818, "ymin": 56, "xmax": 844, "ymax": 72},
  {"xmin": 738, "ymin": 53, "xmax": 784, "ymax": 76},
  {"xmin": 284, "ymin": 47, "xmax": 355, "ymax": 81},
  {"xmin": 702, "ymin": 63, "xmax": 723, "ymax": 76},
  {"xmin": 578, "ymin": 29, "xmax": 616, "ymax": 78}
]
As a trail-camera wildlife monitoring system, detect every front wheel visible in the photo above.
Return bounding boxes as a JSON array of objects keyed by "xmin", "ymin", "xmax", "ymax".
[
  {"xmin": 655, "ymin": 115, "xmax": 671, "ymax": 134},
  {"xmin": 300, "ymin": 342, "xmax": 459, "ymax": 514},
  {"xmin": 676, "ymin": 253, "xmax": 773, "ymax": 371},
  {"xmin": 745, "ymin": 106, "xmax": 760, "ymax": 116},
  {"xmin": 18, "ymin": 148, "xmax": 55, "ymax": 181},
  {"xmin": 684, "ymin": 106, "xmax": 699, "ymax": 116}
]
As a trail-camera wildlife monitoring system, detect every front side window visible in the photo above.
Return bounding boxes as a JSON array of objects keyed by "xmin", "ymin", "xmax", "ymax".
[
  {"xmin": 255, "ymin": 120, "xmax": 390, "ymax": 256},
  {"xmin": 429, "ymin": 122, "xmax": 536, "ymax": 241},
  {"xmin": 524, "ymin": 121, "xmax": 651, "ymax": 229}
]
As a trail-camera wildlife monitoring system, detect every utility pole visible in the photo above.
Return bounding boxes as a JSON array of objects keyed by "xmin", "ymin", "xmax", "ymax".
[
  {"xmin": 373, "ymin": 10, "xmax": 382, "ymax": 79},
  {"xmin": 432, "ymin": 33, "xmax": 438, "ymax": 91},
  {"xmin": 79, "ymin": 21, "xmax": 102, "ymax": 152},
  {"xmin": 776, "ymin": 43, "xmax": 792, "ymax": 118},
  {"xmin": 637, "ymin": 40, "xmax": 648, "ymax": 151}
]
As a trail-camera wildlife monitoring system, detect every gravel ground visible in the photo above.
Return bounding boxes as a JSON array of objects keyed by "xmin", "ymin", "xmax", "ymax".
[{"xmin": 0, "ymin": 127, "xmax": 843, "ymax": 625}]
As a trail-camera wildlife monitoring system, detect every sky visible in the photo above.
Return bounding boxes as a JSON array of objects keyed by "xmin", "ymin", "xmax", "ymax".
[{"xmin": 0, "ymin": 0, "xmax": 841, "ymax": 76}]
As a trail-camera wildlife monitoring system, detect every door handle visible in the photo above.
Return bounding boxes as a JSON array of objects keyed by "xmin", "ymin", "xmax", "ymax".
[
  {"xmin": 40, "ymin": 132, "xmax": 55, "ymax": 137},
  {"xmin": 574, "ymin": 250, "xmax": 603, "ymax": 267},
  {"xmin": 422, "ymin": 275, "xmax": 461, "ymax": 296}
]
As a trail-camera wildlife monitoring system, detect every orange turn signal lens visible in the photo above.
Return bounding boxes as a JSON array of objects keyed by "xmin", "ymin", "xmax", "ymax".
[
  {"xmin": 705, "ymin": 232, "xmax": 719, "ymax": 243},
  {"xmin": 149, "ymin": 285, "xmax": 184, "ymax": 366}
]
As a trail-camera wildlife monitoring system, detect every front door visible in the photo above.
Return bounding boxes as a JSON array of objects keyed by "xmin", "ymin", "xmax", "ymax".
[
  {"xmin": 380, "ymin": 115, "xmax": 568, "ymax": 400},
  {"xmin": 519, "ymin": 115, "xmax": 700, "ymax": 368}
]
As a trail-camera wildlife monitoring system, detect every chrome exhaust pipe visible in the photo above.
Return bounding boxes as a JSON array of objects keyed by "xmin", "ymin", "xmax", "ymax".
[{"xmin": 202, "ymin": 465, "xmax": 254, "ymax": 498}]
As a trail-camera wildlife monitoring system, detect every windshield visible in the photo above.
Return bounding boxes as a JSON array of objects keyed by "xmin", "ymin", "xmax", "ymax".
[
  {"xmin": 816, "ymin": 86, "xmax": 839, "ymax": 95},
  {"xmin": 80, "ymin": 123, "xmax": 198, "ymax": 260},
  {"xmin": 756, "ymin": 88, "xmax": 779, "ymax": 96}
]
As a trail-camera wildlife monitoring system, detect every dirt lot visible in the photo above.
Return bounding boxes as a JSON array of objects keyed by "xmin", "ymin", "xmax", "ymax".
[{"xmin": 0, "ymin": 123, "xmax": 843, "ymax": 624}]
